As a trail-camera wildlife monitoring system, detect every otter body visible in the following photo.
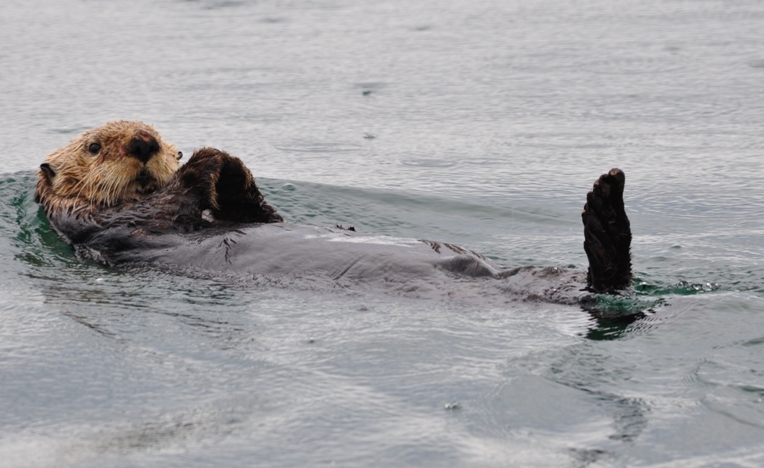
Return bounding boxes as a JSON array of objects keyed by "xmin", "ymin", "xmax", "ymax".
[
  {"xmin": 74, "ymin": 220, "xmax": 586, "ymax": 302},
  {"xmin": 36, "ymin": 121, "xmax": 632, "ymax": 301}
]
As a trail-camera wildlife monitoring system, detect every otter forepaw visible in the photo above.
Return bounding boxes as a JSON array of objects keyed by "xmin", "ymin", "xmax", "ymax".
[
  {"xmin": 175, "ymin": 147, "xmax": 231, "ymax": 208},
  {"xmin": 582, "ymin": 168, "xmax": 632, "ymax": 293},
  {"xmin": 178, "ymin": 148, "xmax": 282, "ymax": 224}
]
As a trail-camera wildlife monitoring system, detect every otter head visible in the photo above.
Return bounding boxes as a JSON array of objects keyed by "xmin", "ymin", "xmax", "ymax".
[{"xmin": 36, "ymin": 121, "xmax": 182, "ymax": 211}]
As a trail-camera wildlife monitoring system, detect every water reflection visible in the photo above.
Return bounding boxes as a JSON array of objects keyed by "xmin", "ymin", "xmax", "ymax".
[{"xmin": 583, "ymin": 312, "xmax": 647, "ymax": 341}]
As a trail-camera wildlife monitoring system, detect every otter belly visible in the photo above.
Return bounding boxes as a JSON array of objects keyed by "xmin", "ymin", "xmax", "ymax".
[
  {"xmin": 98, "ymin": 222, "xmax": 503, "ymax": 285},
  {"xmin": 77, "ymin": 222, "xmax": 587, "ymax": 304}
]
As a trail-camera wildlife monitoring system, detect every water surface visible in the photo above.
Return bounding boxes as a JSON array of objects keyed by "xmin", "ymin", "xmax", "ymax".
[{"xmin": 2, "ymin": 0, "xmax": 764, "ymax": 466}]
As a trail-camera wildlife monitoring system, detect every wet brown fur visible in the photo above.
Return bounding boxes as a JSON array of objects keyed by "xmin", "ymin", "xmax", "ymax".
[
  {"xmin": 35, "ymin": 121, "xmax": 180, "ymax": 216},
  {"xmin": 35, "ymin": 121, "xmax": 282, "ymax": 247}
]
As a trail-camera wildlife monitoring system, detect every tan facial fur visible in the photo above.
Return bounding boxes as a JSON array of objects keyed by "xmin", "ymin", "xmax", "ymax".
[{"xmin": 36, "ymin": 121, "xmax": 181, "ymax": 213}]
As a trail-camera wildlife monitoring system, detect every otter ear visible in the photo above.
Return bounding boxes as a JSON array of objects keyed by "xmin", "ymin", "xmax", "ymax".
[{"xmin": 40, "ymin": 163, "xmax": 56, "ymax": 180}]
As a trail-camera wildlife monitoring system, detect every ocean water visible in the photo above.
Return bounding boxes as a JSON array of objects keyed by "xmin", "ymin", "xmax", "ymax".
[{"xmin": 2, "ymin": 0, "xmax": 764, "ymax": 466}]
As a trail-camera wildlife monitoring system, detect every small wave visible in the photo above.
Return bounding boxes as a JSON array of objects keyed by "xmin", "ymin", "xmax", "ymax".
[
  {"xmin": 399, "ymin": 158, "xmax": 457, "ymax": 168},
  {"xmin": 274, "ymin": 142, "xmax": 361, "ymax": 154},
  {"xmin": 584, "ymin": 56, "xmax": 686, "ymax": 75}
]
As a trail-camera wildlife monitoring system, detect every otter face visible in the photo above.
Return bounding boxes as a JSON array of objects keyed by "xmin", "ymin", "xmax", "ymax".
[{"xmin": 37, "ymin": 121, "xmax": 182, "ymax": 208}]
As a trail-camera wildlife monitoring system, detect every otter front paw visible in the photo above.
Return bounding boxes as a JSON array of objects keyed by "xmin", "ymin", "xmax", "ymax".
[
  {"xmin": 178, "ymin": 148, "xmax": 282, "ymax": 223},
  {"xmin": 174, "ymin": 147, "xmax": 230, "ymax": 209},
  {"xmin": 582, "ymin": 168, "xmax": 632, "ymax": 293}
]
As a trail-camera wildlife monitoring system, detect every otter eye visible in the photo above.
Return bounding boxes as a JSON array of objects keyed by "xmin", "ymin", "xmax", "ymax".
[
  {"xmin": 177, "ymin": 151, "xmax": 183, "ymax": 161},
  {"xmin": 88, "ymin": 143, "xmax": 101, "ymax": 154}
]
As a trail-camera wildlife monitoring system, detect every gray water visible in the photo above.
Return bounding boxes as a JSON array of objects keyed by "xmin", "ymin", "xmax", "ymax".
[{"xmin": 2, "ymin": 0, "xmax": 764, "ymax": 466}]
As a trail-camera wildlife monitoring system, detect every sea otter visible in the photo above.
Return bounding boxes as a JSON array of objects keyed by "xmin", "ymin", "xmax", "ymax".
[{"xmin": 35, "ymin": 121, "xmax": 631, "ymax": 303}]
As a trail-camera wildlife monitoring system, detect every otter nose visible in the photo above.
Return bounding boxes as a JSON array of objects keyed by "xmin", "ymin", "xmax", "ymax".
[{"xmin": 128, "ymin": 131, "xmax": 160, "ymax": 164}]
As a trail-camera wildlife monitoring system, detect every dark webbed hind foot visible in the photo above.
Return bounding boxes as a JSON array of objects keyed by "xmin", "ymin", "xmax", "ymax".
[{"xmin": 582, "ymin": 168, "xmax": 632, "ymax": 293}]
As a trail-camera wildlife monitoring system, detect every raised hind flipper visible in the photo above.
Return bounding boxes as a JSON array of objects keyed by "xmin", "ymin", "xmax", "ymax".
[{"xmin": 582, "ymin": 168, "xmax": 632, "ymax": 293}]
